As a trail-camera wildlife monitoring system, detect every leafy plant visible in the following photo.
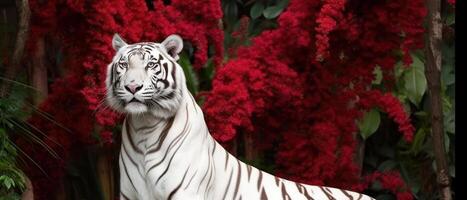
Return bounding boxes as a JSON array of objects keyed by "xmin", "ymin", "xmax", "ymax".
[
  {"xmin": 360, "ymin": 48, "xmax": 455, "ymax": 199},
  {"xmin": 0, "ymin": 77, "xmax": 62, "ymax": 198}
]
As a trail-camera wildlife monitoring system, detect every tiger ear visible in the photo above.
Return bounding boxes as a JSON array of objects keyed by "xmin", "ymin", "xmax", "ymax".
[
  {"xmin": 112, "ymin": 33, "xmax": 128, "ymax": 51},
  {"xmin": 161, "ymin": 34, "xmax": 183, "ymax": 61}
]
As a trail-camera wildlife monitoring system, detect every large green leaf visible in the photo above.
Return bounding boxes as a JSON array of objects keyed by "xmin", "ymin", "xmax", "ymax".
[
  {"xmin": 263, "ymin": 0, "xmax": 289, "ymax": 19},
  {"xmin": 403, "ymin": 55, "xmax": 427, "ymax": 105},
  {"xmin": 441, "ymin": 44, "xmax": 455, "ymax": 87},
  {"xmin": 358, "ymin": 108, "xmax": 381, "ymax": 140},
  {"xmin": 250, "ymin": 2, "xmax": 264, "ymax": 19},
  {"xmin": 223, "ymin": 0, "xmax": 238, "ymax": 29}
]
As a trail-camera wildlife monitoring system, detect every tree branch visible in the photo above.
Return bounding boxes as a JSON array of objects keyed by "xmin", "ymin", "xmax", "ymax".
[
  {"xmin": 0, "ymin": 0, "xmax": 30, "ymax": 98},
  {"xmin": 424, "ymin": 0, "xmax": 452, "ymax": 199}
]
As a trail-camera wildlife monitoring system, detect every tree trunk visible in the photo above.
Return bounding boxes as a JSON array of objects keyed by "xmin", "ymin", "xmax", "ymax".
[
  {"xmin": 243, "ymin": 132, "xmax": 258, "ymax": 161},
  {"xmin": 97, "ymin": 146, "xmax": 115, "ymax": 200},
  {"xmin": 30, "ymin": 38, "xmax": 48, "ymax": 105},
  {"xmin": 424, "ymin": 0, "xmax": 452, "ymax": 199},
  {"xmin": 0, "ymin": 0, "xmax": 30, "ymax": 97}
]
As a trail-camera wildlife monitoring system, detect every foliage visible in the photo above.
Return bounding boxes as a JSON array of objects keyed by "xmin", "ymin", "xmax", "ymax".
[
  {"xmin": 0, "ymin": 82, "xmax": 34, "ymax": 198},
  {"xmin": 0, "ymin": 128, "xmax": 25, "ymax": 199}
]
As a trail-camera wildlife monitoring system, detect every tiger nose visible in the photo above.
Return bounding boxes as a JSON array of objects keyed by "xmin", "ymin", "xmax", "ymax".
[{"xmin": 124, "ymin": 83, "xmax": 143, "ymax": 94}]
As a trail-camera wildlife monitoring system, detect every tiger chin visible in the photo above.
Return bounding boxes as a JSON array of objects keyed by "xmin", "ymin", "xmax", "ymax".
[{"xmin": 105, "ymin": 33, "xmax": 186, "ymax": 119}]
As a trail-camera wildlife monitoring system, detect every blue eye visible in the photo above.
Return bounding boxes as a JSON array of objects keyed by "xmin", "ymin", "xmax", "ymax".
[
  {"xmin": 147, "ymin": 62, "xmax": 158, "ymax": 68},
  {"xmin": 119, "ymin": 62, "xmax": 128, "ymax": 69}
]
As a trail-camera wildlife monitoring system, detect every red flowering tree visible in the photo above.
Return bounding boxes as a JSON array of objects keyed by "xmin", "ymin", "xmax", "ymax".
[
  {"xmin": 20, "ymin": 0, "xmax": 223, "ymax": 198},
  {"xmin": 203, "ymin": 0, "xmax": 425, "ymax": 198}
]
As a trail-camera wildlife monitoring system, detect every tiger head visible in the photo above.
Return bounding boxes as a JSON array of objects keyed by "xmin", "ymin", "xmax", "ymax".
[{"xmin": 105, "ymin": 34, "xmax": 186, "ymax": 119}]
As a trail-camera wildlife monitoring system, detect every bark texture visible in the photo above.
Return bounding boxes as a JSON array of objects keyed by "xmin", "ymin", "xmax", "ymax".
[{"xmin": 424, "ymin": 0, "xmax": 452, "ymax": 199}]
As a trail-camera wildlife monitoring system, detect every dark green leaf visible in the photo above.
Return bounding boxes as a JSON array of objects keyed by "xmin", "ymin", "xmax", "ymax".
[
  {"xmin": 403, "ymin": 55, "xmax": 427, "ymax": 105},
  {"xmin": 378, "ymin": 146, "xmax": 395, "ymax": 159},
  {"xmin": 224, "ymin": 1, "xmax": 238, "ymax": 28},
  {"xmin": 262, "ymin": 0, "xmax": 289, "ymax": 19},
  {"xmin": 370, "ymin": 180, "xmax": 382, "ymax": 191},
  {"xmin": 364, "ymin": 155, "xmax": 378, "ymax": 168},
  {"xmin": 250, "ymin": 2, "xmax": 265, "ymax": 19},
  {"xmin": 409, "ymin": 128, "xmax": 427, "ymax": 154},
  {"xmin": 450, "ymin": 165, "xmax": 455, "ymax": 178},
  {"xmin": 358, "ymin": 108, "xmax": 381, "ymax": 140},
  {"xmin": 445, "ymin": 12, "xmax": 455, "ymax": 26},
  {"xmin": 378, "ymin": 160, "xmax": 398, "ymax": 171},
  {"xmin": 445, "ymin": 133, "xmax": 450, "ymax": 152},
  {"xmin": 444, "ymin": 110, "xmax": 455, "ymax": 134}
]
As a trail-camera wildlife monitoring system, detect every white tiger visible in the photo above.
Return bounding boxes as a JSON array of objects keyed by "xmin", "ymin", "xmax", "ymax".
[{"xmin": 105, "ymin": 33, "xmax": 375, "ymax": 200}]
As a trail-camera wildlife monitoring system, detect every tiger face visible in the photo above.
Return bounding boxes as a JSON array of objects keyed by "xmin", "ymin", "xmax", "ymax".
[{"xmin": 106, "ymin": 34, "xmax": 186, "ymax": 118}]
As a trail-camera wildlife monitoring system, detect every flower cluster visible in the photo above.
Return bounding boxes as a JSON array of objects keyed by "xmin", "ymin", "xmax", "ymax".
[
  {"xmin": 203, "ymin": 0, "xmax": 424, "ymax": 194},
  {"xmin": 365, "ymin": 171, "xmax": 414, "ymax": 200},
  {"xmin": 21, "ymin": 0, "xmax": 223, "ymax": 198}
]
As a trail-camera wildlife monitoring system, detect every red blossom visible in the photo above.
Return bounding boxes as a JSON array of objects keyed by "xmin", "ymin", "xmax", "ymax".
[
  {"xmin": 365, "ymin": 171, "xmax": 413, "ymax": 200},
  {"xmin": 21, "ymin": 0, "xmax": 224, "ymax": 198},
  {"xmin": 204, "ymin": 0, "xmax": 424, "ymax": 192}
]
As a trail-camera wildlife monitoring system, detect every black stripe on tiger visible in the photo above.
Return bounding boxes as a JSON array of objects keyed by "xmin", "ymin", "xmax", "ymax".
[
  {"xmin": 120, "ymin": 192, "xmax": 131, "ymax": 200},
  {"xmin": 170, "ymin": 60, "xmax": 177, "ymax": 89},
  {"xmin": 221, "ymin": 168, "xmax": 234, "ymax": 200},
  {"xmin": 146, "ymin": 117, "xmax": 175, "ymax": 153},
  {"xmin": 341, "ymin": 189, "xmax": 354, "ymax": 199},
  {"xmin": 120, "ymin": 152, "xmax": 138, "ymax": 194},
  {"xmin": 125, "ymin": 119, "xmax": 142, "ymax": 154},
  {"xmin": 184, "ymin": 169, "xmax": 198, "ymax": 190},
  {"xmin": 153, "ymin": 108, "xmax": 191, "ymax": 185},
  {"xmin": 321, "ymin": 186, "xmax": 337, "ymax": 200},
  {"xmin": 232, "ymin": 160, "xmax": 242, "ymax": 200},
  {"xmin": 167, "ymin": 167, "xmax": 190, "ymax": 200}
]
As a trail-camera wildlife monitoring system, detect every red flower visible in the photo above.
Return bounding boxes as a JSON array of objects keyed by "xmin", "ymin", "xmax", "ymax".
[
  {"xmin": 22, "ymin": 0, "xmax": 224, "ymax": 198},
  {"xmin": 204, "ymin": 0, "xmax": 423, "ymax": 192}
]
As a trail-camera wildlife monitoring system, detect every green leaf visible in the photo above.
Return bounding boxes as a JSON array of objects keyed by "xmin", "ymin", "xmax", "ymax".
[
  {"xmin": 223, "ymin": 1, "xmax": 238, "ymax": 28},
  {"xmin": 378, "ymin": 145, "xmax": 395, "ymax": 159},
  {"xmin": 445, "ymin": 12, "xmax": 455, "ymax": 26},
  {"xmin": 372, "ymin": 66, "xmax": 383, "ymax": 85},
  {"xmin": 178, "ymin": 52, "xmax": 199, "ymax": 95},
  {"xmin": 363, "ymin": 154, "xmax": 378, "ymax": 168},
  {"xmin": 358, "ymin": 108, "xmax": 381, "ymax": 140},
  {"xmin": 450, "ymin": 165, "xmax": 455, "ymax": 178},
  {"xmin": 394, "ymin": 61, "xmax": 405, "ymax": 79},
  {"xmin": 370, "ymin": 180, "xmax": 383, "ymax": 191},
  {"xmin": 444, "ymin": 111, "xmax": 455, "ymax": 134},
  {"xmin": 403, "ymin": 55, "xmax": 427, "ymax": 105},
  {"xmin": 445, "ymin": 133, "xmax": 450, "ymax": 152},
  {"xmin": 262, "ymin": 0, "xmax": 289, "ymax": 19},
  {"xmin": 409, "ymin": 128, "xmax": 427, "ymax": 154},
  {"xmin": 378, "ymin": 160, "xmax": 398, "ymax": 171},
  {"xmin": 250, "ymin": 2, "xmax": 265, "ymax": 19}
]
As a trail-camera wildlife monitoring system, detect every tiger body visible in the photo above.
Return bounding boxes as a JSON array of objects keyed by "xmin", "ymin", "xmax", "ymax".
[{"xmin": 106, "ymin": 34, "xmax": 375, "ymax": 200}]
